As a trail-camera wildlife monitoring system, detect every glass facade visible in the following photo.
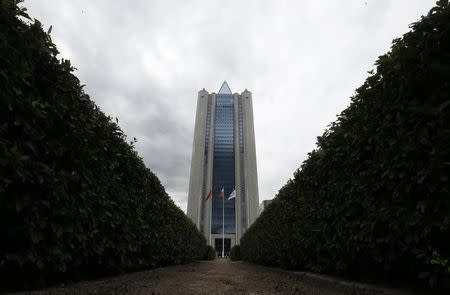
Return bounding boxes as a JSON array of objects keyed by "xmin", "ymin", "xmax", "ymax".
[
  {"xmin": 211, "ymin": 92, "xmax": 236, "ymax": 234},
  {"xmin": 187, "ymin": 82, "xmax": 259, "ymax": 248}
]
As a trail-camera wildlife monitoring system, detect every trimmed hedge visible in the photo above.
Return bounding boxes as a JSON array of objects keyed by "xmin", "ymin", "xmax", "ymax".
[
  {"xmin": 203, "ymin": 246, "xmax": 216, "ymax": 261},
  {"xmin": 241, "ymin": 2, "xmax": 450, "ymax": 288},
  {"xmin": 0, "ymin": 2, "xmax": 207, "ymax": 291},
  {"xmin": 230, "ymin": 246, "xmax": 241, "ymax": 261}
]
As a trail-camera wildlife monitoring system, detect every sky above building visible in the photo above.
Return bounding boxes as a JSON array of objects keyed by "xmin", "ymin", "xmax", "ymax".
[{"xmin": 25, "ymin": 0, "xmax": 435, "ymax": 212}]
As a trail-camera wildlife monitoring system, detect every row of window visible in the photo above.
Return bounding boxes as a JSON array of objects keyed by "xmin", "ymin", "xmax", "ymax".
[
  {"xmin": 212, "ymin": 94, "xmax": 236, "ymax": 234},
  {"xmin": 238, "ymin": 97, "xmax": 247, "ymax": 232},
  {"xmin": 200, "ymin": 94, "xmax": 250, "ymax": 235},
  {"xmin": 200, "ymin": 96, "xmax": 212, "ymax": 234}
]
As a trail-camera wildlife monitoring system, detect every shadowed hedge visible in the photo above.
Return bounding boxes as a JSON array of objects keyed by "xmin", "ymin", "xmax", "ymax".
[
  {"xmin": 0, "ymin": 1, "xmax": 207, "ymax": 291},
  {"xmin": 241, "ymin": 2, "xmax": 450, "ymax": 289},
  {"xmin": 230, "ymin": 246, "xmax": 241, "ymax": 261},
  {"xmin": 203, "ymin": 246, "xmax": 216, "ymax": 261}
]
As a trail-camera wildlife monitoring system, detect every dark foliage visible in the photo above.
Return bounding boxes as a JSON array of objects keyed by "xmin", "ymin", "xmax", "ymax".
[
  {"xmin": 203, "ymin": 246, "xmax": 216, "ymax": 261},
  {"xmin": 0, "ymin": 2, "xmax": 207, "ymax": 291},
  {"xmin": 230, "ymin": 246, "xmax": 241, "ymax": 261},
  {"xmin": 241, "ymin": 2, "xmax": 450, "ymax": 289}
]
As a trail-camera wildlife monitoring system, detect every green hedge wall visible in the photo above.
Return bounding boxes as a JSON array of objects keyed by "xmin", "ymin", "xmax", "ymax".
[
  {"xmin": 230, "ymin": 246, "xmax": 241, "ymax": 261},
  {"xmin": 203, "ymin": 246, "xmax": 216, "ymax": 261},
  {"xmin": 241, "ymin": 2, "xmax": 450, "ymax": 288},
  {"xmin": 0, "ymin": 2, "xmax": 207, "ymax": 291}
]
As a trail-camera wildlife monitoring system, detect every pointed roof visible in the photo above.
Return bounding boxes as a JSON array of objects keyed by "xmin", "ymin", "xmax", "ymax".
[{"xmin": 218, "ymin": 81, "xmax": 232, "ymax": 95}]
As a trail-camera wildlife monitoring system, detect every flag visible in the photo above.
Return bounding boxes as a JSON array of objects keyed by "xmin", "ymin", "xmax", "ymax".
[
  {"xmin": 216, "ymin": 187, "xmax": 224, "ymax": 200},
  {"xmin": 228, "ymin": 189, "xmax": 236, "ymax": 200},
  {"xmin": 204, "ymin": 189, "xmax": 212, "ymax": 201}
]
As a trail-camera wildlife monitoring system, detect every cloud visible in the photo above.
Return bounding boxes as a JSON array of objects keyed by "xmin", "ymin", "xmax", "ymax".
[{"xmin": 25, "ymin": 0, "xmax": 435, "ymax": 211}]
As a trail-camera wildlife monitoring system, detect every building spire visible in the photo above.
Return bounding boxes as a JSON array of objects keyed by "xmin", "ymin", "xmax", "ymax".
[{"xmin": 218, "ymin": 81, "xmax": 232, "ymax": 95}]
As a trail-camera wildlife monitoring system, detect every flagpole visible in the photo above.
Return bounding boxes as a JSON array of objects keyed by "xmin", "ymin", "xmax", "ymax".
[{"xmin": 222, "ymin": 188, "xmax": 225, "ymax": 258}]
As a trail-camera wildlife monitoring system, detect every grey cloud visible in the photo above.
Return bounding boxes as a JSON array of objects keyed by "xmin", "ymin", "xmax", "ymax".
[{"xmin": 25, "ymin": 0, "xmax": 435, "ymax": 211}]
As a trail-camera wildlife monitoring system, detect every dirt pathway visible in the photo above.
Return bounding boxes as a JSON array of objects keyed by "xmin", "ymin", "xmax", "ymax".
[{"xmin": 15, "ymin": 260, "xmax": 406, "ymax": 295}]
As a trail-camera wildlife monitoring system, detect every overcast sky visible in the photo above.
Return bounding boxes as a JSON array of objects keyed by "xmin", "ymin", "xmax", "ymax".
[{"xmin": 25, "ymin": 0, "xmax": 434, "ymax": 212}]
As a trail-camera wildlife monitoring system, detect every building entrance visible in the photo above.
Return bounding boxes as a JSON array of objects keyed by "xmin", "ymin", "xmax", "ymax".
[{"xmin": 214, "ymin": 238, "xmax": 231, "ymax": 257}]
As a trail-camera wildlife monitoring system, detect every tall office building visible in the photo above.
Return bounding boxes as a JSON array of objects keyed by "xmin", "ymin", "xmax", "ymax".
[{"xmin": 187, "ymin": 82, "xmax": 259, "ymax": 255}]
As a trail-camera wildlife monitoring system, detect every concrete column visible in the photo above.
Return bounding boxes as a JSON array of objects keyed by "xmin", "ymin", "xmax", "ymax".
[
  {"xmin": 242, "ymin": 90, "xmax": 259, "ymax": 227},
  {"xmin": 205, "ymin": 93, "xmax": 216, "ymax": 245},
  {"xmin": 187, "ymin": 89, "xmax": 209, "ymax": 227},
  {"xmin": 233, "ymin": 93, "xmax": 241, "ymax": 243}
]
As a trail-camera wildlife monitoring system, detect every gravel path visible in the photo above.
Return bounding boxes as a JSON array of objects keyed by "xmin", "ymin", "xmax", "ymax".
[{"xmin": 14, "ymin": 260, "xmax": 409, "ymax": 295}]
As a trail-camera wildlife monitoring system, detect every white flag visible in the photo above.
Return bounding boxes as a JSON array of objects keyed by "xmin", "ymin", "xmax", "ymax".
[{"xmin": 228, "ymin": 189, "xmax": 236, "ymax": 200}]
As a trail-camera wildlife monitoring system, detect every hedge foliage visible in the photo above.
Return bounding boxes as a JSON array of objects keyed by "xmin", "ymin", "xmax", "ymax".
[
  {"xmin": 230, "ymin": 246, "xmax": 241, "ymax": 261},
  {"xmin": 203, "ymin": 246, "xmax": 216, "ymax": 261},
  {"xmin": 0, "ymin": 2, "xmax": 207, "ymax": 290},
  {"xmin": 241, "ymin": 2, "xmax": 450, "ymax": 288}
]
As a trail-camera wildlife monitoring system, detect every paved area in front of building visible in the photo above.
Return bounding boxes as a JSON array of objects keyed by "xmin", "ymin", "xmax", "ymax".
[{"xmin": 16, "ymin": 260, "xmax": 412, "ymax": 295}]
